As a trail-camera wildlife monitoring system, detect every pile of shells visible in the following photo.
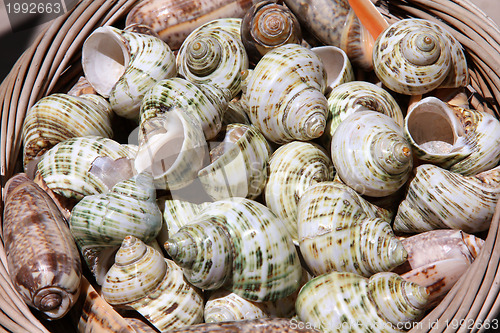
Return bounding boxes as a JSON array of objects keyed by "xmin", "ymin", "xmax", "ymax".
[{"xmin": 3, "ymin": 0, "xmax": 499, "ymax": 332}]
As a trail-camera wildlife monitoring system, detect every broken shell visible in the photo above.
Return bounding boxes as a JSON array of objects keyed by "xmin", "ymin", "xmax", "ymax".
[
  {"xmin": 82, "ymin": 26, "xmax": 176, "ymax": 119},
  {"xmin": 331, "ymin": 110, "xmax": 413, "ymax": 197},
  {"xmin": 298, "ymin": 181, "xmax": 406, "ymax": 277},
  {"xmin": 177, "ymin": 18, "xmax": 249, "ymax": 99},
  {"xmin": 102, "ymin": 236, "xmax": 204, "ymax": 331},
  {"xmin": 296, "ymin": 271, "xmax": 429, "ymax": 333},
  {"xmin": 265, "ymin": 141, "xmax": 334, "ymax": 242},
  {"xmin": 3, "ymin": 174, "xmax": 82, "ymax": 319},
  {"xmin": 373, "ymin": 18, "xmax": 469, "ymax": 95},
  {"xmin": 165, "ymin": 198, "xmax": 303, "ymax": 302},
  {"xmin": 243, "ymin": 43, "xmax": 328, "ymax": 144}
]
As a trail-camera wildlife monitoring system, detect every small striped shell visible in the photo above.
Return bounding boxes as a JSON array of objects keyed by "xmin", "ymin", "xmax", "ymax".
[
  {"xmin": 3, "ymin": 174, "xmax": 82, "ymax": 319},
  {"xmin": 405, "ymin": 96, "xmax": 500, "ymax": 176},
  {"xmin": 321, "ymin": 81, "xmax": 403, "ymax": 150},
  {"xmin": 165, "ymin": 198, "xmax": 302, "ymax": 302},
  {"xmin": 36, "ymin": 136, "xmax": 136, "ymax": 200},
  {"xmin": 394, "ymin": 164, "xmax": 500, "ymax": 233},
  {"xmin": 140, "ymin": 77, "xmax": 230, "ymax": 140},
  {"xmin": 69, "ymin": 172, "xmax": 162, "ymax": 284},
  {"xmin": 243, "ymin": 43, "xmax": 328, "ymax": 144},
  {"xmin": 22, "ymin": 93, "xmax": 113, "ymax": 170},
  {"xmin": 82, "ymin": 26, "xmax": 176, "ymax": 119},
  {"xmin": 265, "ymin": 141, "xmax": 334, "ymax": 242},
  {"xmin": 135, "ymin": 107, "xmax": 207, "ymax": 190},
  {"xmin": 177, "ymin": 18, "xmax": 249, "ymax": 99},
  {"xmin": 298, "ymin": 182, "xmax": 406, "ymax": 277},
  {"xmin": 102, "ymin": 236, "xmax": 204, "ymax": 331},
  {"xmin": 296, "ymin": 272, "xmax": 429, "ymax": 333},
  {"xmin": 373, "ymin": 19, "xmax": 468, "ymax": 95},
  {"xmin": 331, "ymin": 111, "xmax": 413, "ymax": 197},
  {"xmin": 198, "ymin": 123, "xmax": 272, "ymax": 200}
]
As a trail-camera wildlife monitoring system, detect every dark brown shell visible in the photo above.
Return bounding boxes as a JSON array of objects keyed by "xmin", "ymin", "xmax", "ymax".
[{"xmin": 2, "ymin": 173, "xmax": 82, "ymax": 319}]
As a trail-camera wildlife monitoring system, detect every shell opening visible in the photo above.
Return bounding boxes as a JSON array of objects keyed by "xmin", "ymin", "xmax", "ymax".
[
  {"xmin": 186, "ymin": 37, "xmax": 222, "ymax": 76},
  {"xmin": 82, "ymin": 27, "xmax": 130, "ymax": 97},
  {"xmin": 311, "ymin": 46, "xmax": 352, "ymax": 95}
]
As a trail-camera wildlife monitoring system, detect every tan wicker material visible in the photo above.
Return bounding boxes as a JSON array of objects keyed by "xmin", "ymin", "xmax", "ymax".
[{"xmin": 0, "ymin": 0, "xmax": 499, "ymax": 331}]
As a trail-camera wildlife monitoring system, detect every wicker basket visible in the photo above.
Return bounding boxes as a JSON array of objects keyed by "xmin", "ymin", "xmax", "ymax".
[{"xmin": 1, "ymin": 0, "xmax": 500, "ymax": 332}]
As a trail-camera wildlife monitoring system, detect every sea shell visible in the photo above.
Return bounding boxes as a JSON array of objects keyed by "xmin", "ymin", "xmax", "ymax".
[
  {"xmin": 67, "ymin": 76, "xmax": 97, "ymax": 96},
  {"xmin": 331, "ymin": 110, "xmax": 413, "ymax": 197},
  {"xmin": 298, "ymin": 181, "xmax": 406, "ymax": 277},
  {"xmin": 241, "ymin": 1, "xmax": 302, "ymax": 64},
  {"xmin": 164, "ymin": 198, "xmax": 303, "ymax": 302},
  {"xmin": 135, "ymin": 106, "xmax": 207, "ymax": 190},
  {"xmin": 177, "ymin": 18, "xmax": 249, "ymax": 99},
  {"xmin": 405, "ymin": 96, "xmax": 500, "ymax": 176},
  {"xmin": 243, "ymin": 43, "xmax": 328, "ymax": 144},
  {"xmin": 321, "ymin": 81, "xmax": 403, "ymax": 151},
  {"xmin": 102, "ymin": 236, "xmax": 204, "ymax": 332},
  {"xmin": 2, "ymin": 174, "xmax": 82, "ymax": 319},
  {"xmin": 394, "ymin": 164, "xmax": 500, "ymax": 234},
  {"xmin": 264, "ymin": 141, "xmax": 334, "ymax": 242},
  {"xmin": 310, "ymin": 46, "xmax": 354, "ymax": 97},
  {"xmin": 69, "ymin": 172, "xmax": 162, "ymax": 284},
  {"xmin": 22, "ymin": 93, "xmax": 113, "ymax": 172},
  {"xmin": 140, "ymin": 77, "xmax": 230, "ymax": 140},
  {"xmin": 198, "ymin": 123, "xmax": 272, "ymax": 200},
  {"xmin": 36, "ymin": 136, "xmax": 136, "ymax": 200},
  {"xmin": 224, "ymin": 96, "xmax": 252, "ymax": 125},
  {"xmin": 125, "ymin": 0, "xmax": 255, "ymax": 50},
  {"xmin": 296, "ymin": 271, "xmax": 429, "ymax": 333},
  {"xmin": 373, "ymin": 18, "xmax": 469, "ymax": 95},
  {"xmin": 393, "ymin": 230, "xmax": 484, "ymax": 306},
  {"xmin": 82, "ymin": 26, "xmax": 176, "ymax": 119}
]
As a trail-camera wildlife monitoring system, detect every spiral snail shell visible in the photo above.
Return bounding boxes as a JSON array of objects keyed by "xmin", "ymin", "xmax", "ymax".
[
  {"xmin": 241, "ymin": 0, "xmax": 302, "ymax": 64},
  {"xmin": 373, "ymin": 18, "xmax": 468, "ymax": 95}
]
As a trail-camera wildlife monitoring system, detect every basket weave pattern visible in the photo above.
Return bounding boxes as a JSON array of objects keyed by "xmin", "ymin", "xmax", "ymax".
[{"xmin": 1, "ymin": 0, "xmax": 500, "ymax": 332}]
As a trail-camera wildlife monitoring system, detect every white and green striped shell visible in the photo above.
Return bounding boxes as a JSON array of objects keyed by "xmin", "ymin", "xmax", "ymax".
[
  {"xmin": 264, "ymin": 141, "xmax": 334, "ymax": 242},
  {"xmin": 36, "ymin": 136, "xmax": 136, "ymax": 200},
  {"xmin": 405, "ymin": 96, "xmax": 500, "ymax": 176},
  {"xmin": 198, "ymin": 123, "xmax": 272, "ymax": 201},
  {"xmin": 22, "ymin": 93, "xmax": 113, "ymax": 171},
  {"xmin": 394, "ymin": 164, "xmax": 500, "ymax": 234},
  {"xmin": 82, "ymin": 26, "xmax": 176, "ymax": 119},
  {"xmin": 296, "ymin": 271, "xmax": 429, "ymax": 333},
  {"xmin": 164, "ymin": 198, "xmax": 302, "ymax": 302},
  {"xmin": 69, "ymin": 172, "xmax": 162, "ymax": 284},
  {"xmin": 373, "ymin": 18, "xmax": 468, "ymax": 95},
  {"xmin": 298, "ymin": 181, "xmax": 406, "ymax": 277},
  {"xmin": 243, "ymin": 43, "xmax": 328, "ymax": 144},
  {"xmin": 102, "ymin": 236, "xmax": 204, "ymax": 332},
  {"xmin": 331, "ymin": 111, "xmax": 413, "ymax": 197},
  {"xmin": 177, "ymin": 18, "xmax": 249, "ymax": 99}
]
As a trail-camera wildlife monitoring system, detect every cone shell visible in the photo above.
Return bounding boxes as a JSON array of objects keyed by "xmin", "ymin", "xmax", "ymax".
[
  {"xmin": 265, "ymin": 141, "xmax": 334, "ymax": 242},
  {"xmin": 125, "ymin": 0, "xmax": 255, "ymax": 50},
  {"xmin": 199, "ymin": 123, "xmax": 272, "ymax": 200},
  {"xmin": 394, "ymin": 164, "xmax": 500, "ymax": 233},
  {"xmin": 36, "ymin": 136, "xmax": 136, "ymax": 200},
  {"xmin": 177, "ymin": 18, "xmax": 249, "ymax": 99},
  {"xmin": 22, "ymin": 93, "xmax": 113, "ymax": 170},
  {"xmin": 331, "ymin": 111, "xmax": 413, "ymax": 197},
  {"xmin": 296, "ymin": 272, "xmax": 429, "ymax": 333},
  {"xmin": 140, "ymin": 77, "xmax": 230, "ymax": 140},
  {"xmin": 241, "ymin": 1, "xmax": 302, "ymax": 64},
  {"xmin": 102, "ymin": 236, "xmax": 204, "ymax": 331},
  {"xmin": 69, "ymin": 173, "xmax": 162, "ymax": 284},
  {"xmin": 82, "ymin": 26, "xmax": 176, "ymax": 119},
  {"xmin": 243, "ymin": 43, "xmax": 328, "ymax": 144},
  {"xmin": 298, "ymin": 182, "xmax": 406, "ymax": 277},
  {"xmin": 405, "ymin": 96, "xmax": 500, "ymax": 176},
  {"xmin": 373, "ymin": 19, "xmax": 468, "ymax": 95},
  {"xmin": 135, "ymin": 106, "xmax": 207, "ymax": 190},
  {"xmin": 165, "ymin": 198, "xmax": 303, "ymax": 302},
  {"xmin": 3, "ymin": 174, "xmax": 82, "ymax": 319}
]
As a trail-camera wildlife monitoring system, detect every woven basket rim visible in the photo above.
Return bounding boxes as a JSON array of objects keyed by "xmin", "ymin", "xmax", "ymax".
[{"xmin": 1, "ymin": 0, "xmax": 500, "ymax": 332}]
